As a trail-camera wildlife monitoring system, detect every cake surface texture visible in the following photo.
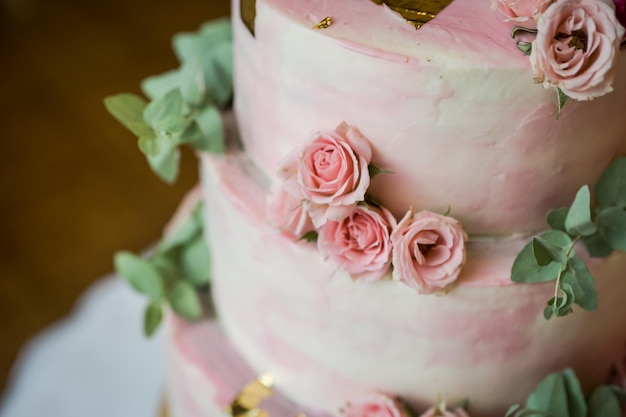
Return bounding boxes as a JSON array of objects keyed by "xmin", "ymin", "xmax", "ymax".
[{"xmin": 107, "ymin": 0, "xmax": 626, "ymax": 416}]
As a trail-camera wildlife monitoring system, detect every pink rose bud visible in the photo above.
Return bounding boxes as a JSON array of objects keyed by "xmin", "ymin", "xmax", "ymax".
[
  {"xmin": 391, "ymin": 210, "xmax": 467, "ymax": 294},
  {"xmin": 318, "ymin": 204, "xmax": 397, "ymax": 282},
  {"xmin": 266, "ymin": 183, "xmax": 314, "ymax": 240},
  {"xmin": 343, "ymin": 394, "xmax": 411, "ymax": 417},
  {"xmin": 615, "ymin": 0, "xmax": 626, "ymax": 28},
  {"xmin": 279, "ymin": 122, "xmax": 373, "ymax": 227},
  {"xmin": 530, "ymin": 0, "xmax": 625, "ymax": 101},
  {"xmin": 490, "ymin": 0, "xmax": 554, "ymax": 24}
]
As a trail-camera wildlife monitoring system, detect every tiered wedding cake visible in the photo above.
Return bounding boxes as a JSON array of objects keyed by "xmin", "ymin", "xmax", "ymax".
[{"xmin": 107, "ymin": 0, "xmax": 626, "ymax": 416}]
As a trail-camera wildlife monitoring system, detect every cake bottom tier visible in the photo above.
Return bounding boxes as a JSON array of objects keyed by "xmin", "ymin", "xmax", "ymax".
[{"xmin": 197, "ymin": 152, "xmax": 626, "ymax": 417}]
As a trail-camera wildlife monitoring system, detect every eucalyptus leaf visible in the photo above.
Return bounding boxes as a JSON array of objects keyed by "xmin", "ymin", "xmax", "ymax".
[
  {"xmin": 298, "ymin": 231, "xmax": 319, "ymax": 243},
  {"xmin": 168, "ymin": 280, "xmax": 203, "ymax": 320},
  {"xmin": 178, "ymin": 62, "xmax": 206, "ymax": 106},
  {"xmin": 517, "ymin": 41, "xmax": 532, "ymax": 56},
  {"xmin": 546, "ymin": 207, "xmax": 569, "ymax": 232},
  {"xmin": 203, "ymin": 43, "xmax": 234, "ymax": 108},
  {"xmin": 587, "ymin": 386, "xmax": 623, "ymax": 417},
  {"xmin": 563, "ymin": 257, "xmax": 597, "ymax": 311},
  {"xmin": 556, "ymin": 87, "xmax": 569, "ymax": 120},
  {"xmin": 582, "ymin": 233, "xmax": 614, "ymax": 258},
  {"xmin": 144, "ymin": 89, "xmax": 184, "ymax": 126},
  {"xmin": 114, "ymin": 251, "xmax": 164, "ymax": 299},
  {"xmin": 565, "ymin": 185, "xmax": 596, "ymax": 237},
  {"xmin": 147, "ymin": 142, "xmax": 180, "ymax": 184},
  {"xmin": 144, "ymin": 301, "xmax": 163, "ymax": 337},
  {"xmin": 511, "ymin": 240, "xmax": 562, "ymax": 283},
  {"xmin": 158, "ymin": 203, "xmax": 203, "ymax": 254},
  {"xmin": 154, "ymin": 114, "xmax": 189, "ymax": 137},
  {"xmin": 596, "ymin": 206, "xmax": 626, "ymax": 251},
  {"xmin": 183, "ymin": 106, "xmax": 225, "ymax": 153},
  {"xmin": 104, "ymin": 94, "xmax": 149, "ymax": 136},
  {"xmin": 181, "ymin": 237, "xmax": 211, "ymax": 286},
  {"xmin": 595, "ymin": 157, "xmax": 626, "ymax": 209},
  {"xmin": 561, "ymin": 368, "xmax": 587, "ymax": 417},
  {"xmin": 532, "ymin": 237, "xmax": 567, "ymax": 266},
  {"xmin": 138, "ymin": 134, "xmax": 159, "ymax": 157},
  {"xmin": 526, "ymin": 371, "xmax": 569, "ymax": 416},
  {"xmin": 141, "ymin": 70, "xmax": 180, "ymax": 101}
]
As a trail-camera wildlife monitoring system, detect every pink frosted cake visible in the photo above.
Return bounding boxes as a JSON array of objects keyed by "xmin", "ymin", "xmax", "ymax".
[{"xmin": 107, "ymin": 0, "xmax": 626, "ymax": 416}]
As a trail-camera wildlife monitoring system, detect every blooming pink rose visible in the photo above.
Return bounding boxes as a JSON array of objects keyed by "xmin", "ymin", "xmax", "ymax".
[
  {"xmin": 419, "ymin": 402, "xmax": 471, "ymax": 417},
  {"xmin": 266, "ymin": 183, "xmax": 314, "ymax": 240},
  {"xmin": 490, "ymin": 0, "xmax": 554, "ymax": 23},
  {"xmin": 530, "ymin": 0, "xmax": 625, "ymax": 101},
  {"xmin": 343, "ymin": 394, "xmax": 410, "ymax": 417},
  {"xmin": 391, "ymin": 210, "xmax": 467, "ymax": 294},
  {"xmin": 279, "ymin": 122, "xmax": 372, "ymax": 227},
  {"xmin": 318, "ymin": 204, "xmax": 397, "ymax": 282}
]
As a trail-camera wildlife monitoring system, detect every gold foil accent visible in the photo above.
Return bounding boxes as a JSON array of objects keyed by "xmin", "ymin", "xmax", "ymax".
[
  {"xmin": 312, "ymin": 16, "xmax": 333, "ymax": 30},
  {"xmin": 227, "ymin": 374, "xmax": 274, "ymax": 417},
  {"xmin": 240, "ymin": 0, "xmax": 257, "ymax": 36},
  {"xmin": 370, "ymin": 0, "xmax": 455, "ymax": 29}
]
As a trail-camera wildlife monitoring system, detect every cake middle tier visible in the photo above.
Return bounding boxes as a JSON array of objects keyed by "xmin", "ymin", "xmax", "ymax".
[
  {"xmin": 233, "ymin": 0, "xmax": 626, "ymax": 236},
  {"xmin": 200, "ymin": 151, "xmax": 626, "ymax": 417}
]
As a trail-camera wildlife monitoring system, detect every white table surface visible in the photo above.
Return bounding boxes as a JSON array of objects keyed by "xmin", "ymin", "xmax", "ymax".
[{"xmin": 0, "ymin": 276, "xmax": 165, "ymax": 417}]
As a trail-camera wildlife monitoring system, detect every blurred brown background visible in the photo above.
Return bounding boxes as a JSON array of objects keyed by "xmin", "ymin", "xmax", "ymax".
[{"xmin": 0, "ymin": 0, "xmax": 230, "ymax": 397}]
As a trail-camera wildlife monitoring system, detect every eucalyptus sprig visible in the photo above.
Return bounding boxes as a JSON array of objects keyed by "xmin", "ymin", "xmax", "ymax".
[
  {"xmin": 114, "ymin": 202, "xmax": 211, "ymax": 336},
  {"xmin": 104, "ymin": 18, "xmax": 233, "ymax": 183},
  {"xmin": 512, "ymin": 157, "xmax": 626, "ymax": 319},
  {"xmin": 505, "ymin": 369, "xmax": 626, "ymax": 417}
]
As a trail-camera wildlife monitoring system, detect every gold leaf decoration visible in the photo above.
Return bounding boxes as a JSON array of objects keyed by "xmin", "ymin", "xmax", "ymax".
[
  {"xmin": 370, "ymin": 0, "xmax": 455, "ymax": 29},
  {"xmin": 313, "ymin": 16, "xmax": 333, "ymax": 30},
  {"xmin": 227, "ymin": 374, "xmax": 274, "ymax": 417},
  {"xmin": 240, "ymin": 0, "xmax": 257, "ymax": 35}
]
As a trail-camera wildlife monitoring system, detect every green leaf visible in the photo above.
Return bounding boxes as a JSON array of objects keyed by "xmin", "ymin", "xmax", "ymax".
[
  {"xmin": 168, "ymin": 280, "xmax": 202, "ymax": 320},
  {"xmin": 143, "ymin": 301, "xmax": 163, "ymax": 337},
  {"xmin": 546, "ymin": 207, "xmax": 569, "ymax": 232},
  {"xmin": 512, "ymin": 240, "xmax": 562, "ymax": 283},
  {"xmin": 183, "ymin": 106, "xmax": 225, "ymax": 153},
  {"xmin": 565, "ymin": 185, "xmax": 597, "ymax": 236},
  {"xmin": 137, "ymin": 134, "xmax": 159, "ymax": 156},
  {"xmin": 147, "ymin": 141, "xmax": 180, "ymax": 184},
  {"xmin": 114, "ymin": 251, "xmax": 164, "ymax": 299},
  {"xmin": 582, "ymin": 233, "xmax": 614, "ymax": 258},
  {"xmin": 141, "ymin": 70, "xmax": 180, "ymax": 101},
  {"xmin": 587, "ymin": 386, "xmax": 623, "ymax": 417},
  {"xmin": 298, "ymin": 231, "xmax": 319, "ymax": 243},
  {"xmin": 532, "ymin": 237, "xmax": 567, "ymax": 266},
  {"xmin": 526, "ymin": 372, "xmax": 569, "ymax": 415},
  {"xmin": 154, "ymin": 114, "xmax": 189, "ymax": 137},
  {"xmin": 181, "ymin": 237, "xmax": 211, "ymax": 286},
  {"xmin": 144, "ymin": 89, "xmax": 185, "ymax": 126},
  {"xmin": 596, "ymin": 206, "xmax": 626, "ymax": 251},
  {"xmin": 517, "ymin": 41, "xmax": 532, "ymax": 55},
  {"xmin": 562, "ymin": 368, "xmax": 587, "ymax": 417},
  {"xmin": 595, "ymin": 157, "xmax": 626, "ymax": 209},
  {"xmin": 369, "ymin": 163, "xmax": 393, "ymax": 178},
  {"xmin": 158, "ymin": 203, "xmax": 203, "ymax": 254},
  {"xmin": 104, "ymin": 94, "xmax": 149, "ymax": 136},
  {"xmin": 556, "ymin": 87, "xmax": 569, "ymax": 120},
  {"xmin": 562, "ymin": 257, "xmax": 597, "ymax": 311}
]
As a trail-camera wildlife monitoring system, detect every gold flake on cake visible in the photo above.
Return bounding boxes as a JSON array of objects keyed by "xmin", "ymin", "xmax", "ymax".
[
  {"xmin": 312, "ymin": 16, "xmax": 333, "ymax": 30},
  {"xmin": 370, "ymin": 0, "xmax": 455, "ymax": 29},
  {"xmin": 227, "ymin": 374, "xmax": 274, "ymax": 417},
  {"xmin": 240, "ymin": 0, "xmax": 257, "ymax": 35}
]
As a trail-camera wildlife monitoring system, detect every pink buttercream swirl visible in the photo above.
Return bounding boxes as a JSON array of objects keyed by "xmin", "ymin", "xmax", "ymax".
[
  {"xmin": 530, "ymin": 0, "xmax": 625, "ymax": 100},
  {"xmin": 266, "ymin": 183, "xmax": 314, "ymax": 240},
  {"xmin": 490, "ymin": 0, "xmax": 554, "ymax": 24},
  {"xmin": 391, "ymin": 210, "xmax": 467, "ymax": 294},
  {"xmin": 279, "ymin": 122, "xmax": 372, "ymax": 227},
  {"xmin": 343, "ymin": 394, "xmax": 411, "ymax": 417},
  {"xmin": 318, "ymin": 204, "xmax": 397, "ymax": 282}
]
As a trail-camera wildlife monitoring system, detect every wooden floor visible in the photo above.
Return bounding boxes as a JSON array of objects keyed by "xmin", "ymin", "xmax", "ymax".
[{"xmin": 0, "ymin": 0, "xmax": 230, "ymax": 396}]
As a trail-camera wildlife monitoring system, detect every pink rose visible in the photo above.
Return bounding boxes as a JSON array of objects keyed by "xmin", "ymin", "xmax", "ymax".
[
  {"xmin": 611, "ymin": 352, "xmax": 626, "ymax": 389},
  {"xmin": 391, "ymin": 210, "xmax": 467, "ymax": 294},
  {"xmin": 318, "ymin": 204, "xmax": 397, "ymax": 282},
  {"xmin": 343, "ymin": 394, "xmax": 410, "ymax": 417},
  {"xmin": 279, "ymin": 122, "xmax": 372, "ymax": 227},
  {"xmin": 419, "ymin": 402, "xmax": 471, "ymax": 417},
  {"xmin": 490, "ymin": 0, "xmax": 554, "ymax": 23},
  {"xmin": 530, "ymin": 0, "xmax": 625, "ymax": 101},
  {"xmin": 266, "ymin": 183, "xmax": 314, "ymax": 240}
]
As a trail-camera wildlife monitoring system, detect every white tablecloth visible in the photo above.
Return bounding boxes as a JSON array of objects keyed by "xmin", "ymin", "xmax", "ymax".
[{"xmin": 0, "ymin": 276, "xmax": 165, "ymax": 417}]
